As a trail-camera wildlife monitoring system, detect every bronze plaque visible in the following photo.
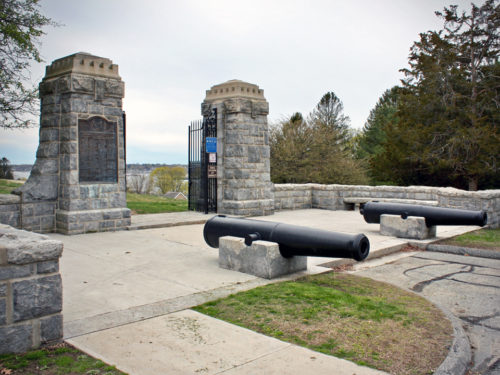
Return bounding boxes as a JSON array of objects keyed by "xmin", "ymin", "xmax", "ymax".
[{"xmin": 79, "ymin": 117, "xmax": 118, "ymax": 182}]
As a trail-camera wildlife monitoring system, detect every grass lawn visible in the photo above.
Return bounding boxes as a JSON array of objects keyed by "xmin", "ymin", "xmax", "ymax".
[
  {"xmin": 0, "ymin": 343, "xmax": 126, "ymax": 375},
  {"xmin": 0, "ymin": 179, "xmax": 24, "ymax": 194},
  {"xmin": 438, "ymin": 228, "xmax": 500, "ymax": 251},
  {"xmin": 126, "ymin": 192, "xmax": 188, "ymax": 214},
  {"xmin": 194, "ymin": 272, "xmax": 452, "ymax": 375},
  {"xmin": 1, "ymin": 183, "xmax": 187, "ymax": 215}
]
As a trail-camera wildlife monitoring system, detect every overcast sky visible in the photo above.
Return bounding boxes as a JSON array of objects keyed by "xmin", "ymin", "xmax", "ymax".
[{"xmin": 1, "ymin": 0, "xmax": 480, "ymax": 164}]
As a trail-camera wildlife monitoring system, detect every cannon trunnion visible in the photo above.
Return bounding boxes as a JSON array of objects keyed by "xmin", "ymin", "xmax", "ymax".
[
  {"xmin": 360, "ymin": 201, "xmax": 487, "ymax": 227},
  {"xmin": 203, "ymin": 215, "xmax": 370, "ymax": 261}
]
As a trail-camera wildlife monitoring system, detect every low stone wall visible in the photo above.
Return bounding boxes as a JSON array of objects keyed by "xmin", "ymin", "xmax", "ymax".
[
  {"xmin": 273, "ymin": 184, "xmax": 500, "ymax": 228},
  {"xmin": 273, "ymin": 184, "xmax": 313, "ymax": 211},
  {"xmin": 0, "ymin": 191, "xmax": 130, "ymax": 234},
  {"xmin": 0, "ymin": 195, "xmax": 57, "ymax": 233},
  {"xmin": 274, "ymin": 184, "xmax": 440, "ymax": 210},
  {"xmin": 56, "ymin": 207, "xmax": 131, "ymax": 234},
  {"xmin": 437, "ymin": 189, "xmax": 500, "ymax": 228},
  {"xmin": 21, "ymin": 201, "xmax": 57, "ymax": 233},
  {"xmin": 0, "ymin": 195, "xmax": 19, "ymax": 228},
  {"xmin": 0, "ymin": 224, "xmax": 63, "ymax": 354}
]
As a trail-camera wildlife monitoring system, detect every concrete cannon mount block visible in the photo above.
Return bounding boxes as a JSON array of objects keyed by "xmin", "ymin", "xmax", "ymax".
[
  {"xmin": 219, "ymin": 236, "xmax": 307, "ymax": 279},
  {"xmin": 380, "ymin": 214, "xmax": 436, "ymax": 240}
]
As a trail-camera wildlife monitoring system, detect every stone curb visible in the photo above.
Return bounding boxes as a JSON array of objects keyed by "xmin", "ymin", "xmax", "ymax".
[
  {"xmin": 127, "ymin": 219, "xmax": 209, "ymax": 231},
  {"xmin": 318, "ymin": 243, "xmax": 406, "ymax": 269},
  {"xmin": 343, "ymin": 243, "xmax": 473, "ymax": 375},
  {"xmin": 432, "ymin": 303, "xmax": 471, "ymax": 375},
  {"xmin": 426, "ymin": 244, "xmax": 500, "ymax": 260},
  {"xmin": 326, "ymin": 248, "xmax": 473, "ymax": 375}
]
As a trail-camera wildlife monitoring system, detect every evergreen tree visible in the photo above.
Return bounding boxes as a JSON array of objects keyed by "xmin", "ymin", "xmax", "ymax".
[
  {"xmin": 373, "ymin": 1, "xmax": 499, "ymax": 190},
  {"xmin": 308, "ymin": 91, "xmax": 350, "ymax": 144},
  {"xmin": 270, "ymin": 113, "xmax": 314, "ymax": 183},
  {"xmin": 0, "ymin": 157, "xmax": 14, "ymax": 179},
  {"xmin": 356, "ymin": 86, "xmax": 400, "ymax": 184}
]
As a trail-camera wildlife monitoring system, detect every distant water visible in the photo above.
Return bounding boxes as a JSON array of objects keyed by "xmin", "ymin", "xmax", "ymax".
[
  {"xmin": 13, "ymin": 171, "xmax": 30, "ymax": 180},
  {"xmin": 12, "ymin": 171, "xmax": 184, "ymax": 181},
  {"xmin": 12, "ymin": 171, "xmax": 148, "ymax": 180}
]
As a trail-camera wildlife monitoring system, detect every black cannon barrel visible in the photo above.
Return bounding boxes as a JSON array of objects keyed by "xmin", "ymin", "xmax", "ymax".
[
  {"xmin": 203, "ymin": 215, "xmax": 370, "ymax": 261},
  {"xmin": 360, "ymin": 201, "xmax": 487, "ymax": 227}
]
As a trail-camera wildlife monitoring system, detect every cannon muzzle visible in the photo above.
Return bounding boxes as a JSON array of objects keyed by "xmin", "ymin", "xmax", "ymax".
[
  {"xmin": 360, "ymin": 201, "xmax": 487, "ymax": 227},
  {"xmin": 203, "ymin": 216, "xmax": 370, "ymax": 261}
]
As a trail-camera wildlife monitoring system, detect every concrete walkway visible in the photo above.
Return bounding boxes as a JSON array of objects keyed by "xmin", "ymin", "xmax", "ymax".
[{"xmin": 49, "ymin": 209, "xmax": 479, "ymax": 375}]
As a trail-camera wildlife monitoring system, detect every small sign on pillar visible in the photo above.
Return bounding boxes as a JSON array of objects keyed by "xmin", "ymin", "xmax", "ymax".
[
  {"xmin": 206, "ymin": 137, "xmax": 217, "ymax": 153},
  {"xmin": 208, "ymin": 165, "xmax": 217, "ymax": 178}
]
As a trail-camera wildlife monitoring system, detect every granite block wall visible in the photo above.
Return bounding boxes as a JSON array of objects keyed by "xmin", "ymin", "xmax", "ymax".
[
  {"xmin": 0, "ymin": 195, "xmax": 56, "ymax": 233},
  {"xmin": 273, "ymin": 184, "xmax": 500, "ymax": 228},
  {"xmin": 437, "ymin": 188, "xmax": 500, "ymax": 227},
  {"xmin": 0, "ymin": 224, "xmax": 63, "ymax": 354},
  {"xmin": 0, "ymin": 195, "xmax": 20, "ymax": 228}
]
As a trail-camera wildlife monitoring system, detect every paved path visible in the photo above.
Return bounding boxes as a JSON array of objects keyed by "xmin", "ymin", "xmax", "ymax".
[
  {"xmin": 353, "ymin": 252, "xmax": 500, "ymax": 375},
  {"xmin": 48, "ymin": 209, "xmax": 481, "ymax": 375}
]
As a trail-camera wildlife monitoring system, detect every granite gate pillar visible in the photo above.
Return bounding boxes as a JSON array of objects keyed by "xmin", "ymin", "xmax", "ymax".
[
  {"xmin": 202, "ymin": 80, "xmax": 274, "ymax": 216},
  {"xmin": 17, "ymin": 52, "xmax": 130, "ymax": 234}
]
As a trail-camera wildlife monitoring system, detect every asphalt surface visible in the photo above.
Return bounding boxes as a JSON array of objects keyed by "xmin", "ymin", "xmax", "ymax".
[{"xmin": 353, "ymin": 251, "xmax": 500, "ymax": 375}]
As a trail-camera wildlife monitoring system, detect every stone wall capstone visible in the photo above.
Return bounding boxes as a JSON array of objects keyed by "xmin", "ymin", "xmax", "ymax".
[{"xmin": 0, "ymin": 224, "xmax": 63, "ymax": 354}]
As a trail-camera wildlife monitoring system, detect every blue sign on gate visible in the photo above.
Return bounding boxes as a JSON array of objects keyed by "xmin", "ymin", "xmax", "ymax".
[{"xmin": 206, "ymin": 137, "xmax": 217, "ymax": 153}]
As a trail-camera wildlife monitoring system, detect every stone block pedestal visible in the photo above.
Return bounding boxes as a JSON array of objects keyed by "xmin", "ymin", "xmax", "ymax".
[
  {"xmin": 219, "ymin": 236, "xmax": 307, "ymax": 279},
  {"xmin": 380, "ymin": 214, "xmax": 436, "ymax": 240}
]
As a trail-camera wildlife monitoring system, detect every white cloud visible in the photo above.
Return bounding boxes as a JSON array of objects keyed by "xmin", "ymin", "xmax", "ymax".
[{"xmin": 124, "ymin": 88, "xmax": 200, "ymax": 151}]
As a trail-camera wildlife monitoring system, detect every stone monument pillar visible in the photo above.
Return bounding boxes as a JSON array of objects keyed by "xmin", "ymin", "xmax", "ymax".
[
  {"xmin": 202, "ymin": 80, "xmax": 274, "ymax": 216},
  {"xmin": 17, "ymin": 52, "xmax": 130, "ymax": 234}
]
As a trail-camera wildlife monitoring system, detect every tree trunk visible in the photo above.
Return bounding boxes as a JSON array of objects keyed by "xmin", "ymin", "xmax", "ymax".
[{"xmin": 468, "ymin": 177, "xmax": 478, "ymax": 191}]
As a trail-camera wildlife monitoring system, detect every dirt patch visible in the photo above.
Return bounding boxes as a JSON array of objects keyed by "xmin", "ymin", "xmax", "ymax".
[
  {"xmin": 399, "ymin": 245, "xmax": 422, "ymax": 252},
  {"xmin": 329, "ymin": 263, "xmax": 354, "ymax": 272}
]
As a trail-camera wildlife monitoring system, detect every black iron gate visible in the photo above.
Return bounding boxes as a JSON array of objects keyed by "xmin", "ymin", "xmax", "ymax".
[{"xmin": 188, "ymin": 108, "xmax": 217, "ymax": 213}]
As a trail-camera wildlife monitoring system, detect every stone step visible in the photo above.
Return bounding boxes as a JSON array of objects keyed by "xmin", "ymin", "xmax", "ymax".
[{"xmin": 343, "ymin": 197, "xmax": 438, "ymax": 208}]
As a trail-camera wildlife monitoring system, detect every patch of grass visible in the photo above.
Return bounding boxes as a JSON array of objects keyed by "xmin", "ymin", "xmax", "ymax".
[
  {"xmin": 0, "ymin": 179, "xmax": 23, "ymax": 194},
  {"xmin": 126, "ymin": 192, "xmax": 187, "ymax": 214},
  {"xmin": 439, "ymin": 228, "xmax": 500, "ymax": 251},
  {"xmin": 0, "ymin": 343, "xmax": 126, "ymax": 375},
  {"xmin": 193, "ymin": 273, "xmax": 452, "ymax": 375}
]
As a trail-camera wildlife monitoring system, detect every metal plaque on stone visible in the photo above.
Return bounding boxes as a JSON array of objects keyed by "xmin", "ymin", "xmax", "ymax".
[{"xmin": 79, "ymin": 117, "xmax": 118, "ymax": 183}]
